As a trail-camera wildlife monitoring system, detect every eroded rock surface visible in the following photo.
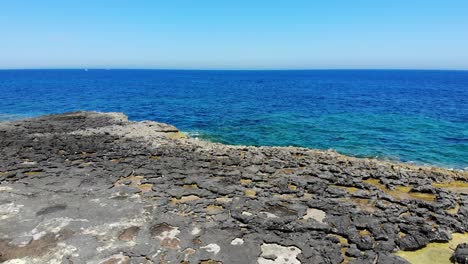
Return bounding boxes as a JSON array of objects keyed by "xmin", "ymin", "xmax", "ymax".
[{"xmin": 0, "ymin": 112, "xmax": 467, "ymax": 263}]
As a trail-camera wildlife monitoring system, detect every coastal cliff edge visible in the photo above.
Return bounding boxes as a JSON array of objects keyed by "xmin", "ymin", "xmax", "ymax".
[{"xmin": 0, "ymin": 112, "xmax": 467, "ymax": 264}]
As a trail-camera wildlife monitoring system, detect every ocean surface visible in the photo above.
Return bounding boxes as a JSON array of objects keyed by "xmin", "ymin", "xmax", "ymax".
[{"xmin": 0, "ymin": 70, "xmax": 467, "ymax": 169}]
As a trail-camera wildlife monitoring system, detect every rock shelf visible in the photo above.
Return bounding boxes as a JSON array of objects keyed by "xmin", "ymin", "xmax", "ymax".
[{"xmin": 0, "ymin": 112, "xmax": 467, "ymax": 264}]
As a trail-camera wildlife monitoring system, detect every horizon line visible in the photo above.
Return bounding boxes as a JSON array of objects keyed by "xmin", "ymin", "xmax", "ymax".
[{"xmin": 1, "ymin": 68, "xmax": 468, "ymax": 72}]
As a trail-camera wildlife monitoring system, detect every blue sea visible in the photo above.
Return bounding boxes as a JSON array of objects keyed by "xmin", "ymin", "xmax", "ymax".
[{"xmin": 0, "ymin": 70, "xmax": 467, "ymax": 169}]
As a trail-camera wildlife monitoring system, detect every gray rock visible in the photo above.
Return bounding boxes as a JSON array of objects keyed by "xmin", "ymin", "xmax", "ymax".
[
  {"xmin": 0, "ymin": 111, "xmax": 466, "ymax": 264},
  {"xmin": 451, "ymin": 243, "xmax": 468, "ymax": 264}
]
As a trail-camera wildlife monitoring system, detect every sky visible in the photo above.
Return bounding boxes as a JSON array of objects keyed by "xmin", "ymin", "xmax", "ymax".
[{"xmin": 1, "ymin": 0, "xmax": 468, "ymax": 70}]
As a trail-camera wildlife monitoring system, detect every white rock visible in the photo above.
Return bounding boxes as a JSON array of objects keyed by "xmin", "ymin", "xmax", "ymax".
[
  {"xmin": 0, "ymin": 186, "xmax": 13, "ymax": 192},
  {"xmin": 258, "ymin": 243, "xmax": 301, "ymax": 264},
  {"xmin": 231, "ymin": 238, "xmax": 244, "ymax": 245},
  {"xmin": 201, "ymin": 243, "xmax": 221, "ymax": 255},
  {"xmin": 191, "ymin": 227, "xmax": 201, "ymax": 235},
  {"xmin": 0, "ymin": 203, "xmax": 23, "ymax": 220},
  {"xmin": 303, "ymin": 208, "xmax": 326, "ymax": 224},
  {"xmin": 260, "ymin": 212, "xmax": 279, "ymax": 218}
]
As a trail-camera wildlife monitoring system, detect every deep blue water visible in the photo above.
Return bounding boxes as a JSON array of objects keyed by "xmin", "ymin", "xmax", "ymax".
[{"xmin": 0, "ymin": 70, "xmax": 467, "ymax": 169}]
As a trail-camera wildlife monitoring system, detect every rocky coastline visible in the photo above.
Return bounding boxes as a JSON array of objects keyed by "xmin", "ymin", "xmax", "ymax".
[{"xmin": 0, "ymin": 112, "xmax": 467, "ymax": 264}]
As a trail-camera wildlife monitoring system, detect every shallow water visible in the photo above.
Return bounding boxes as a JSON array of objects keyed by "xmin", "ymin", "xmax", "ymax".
[
  {"xmin": 396, "ymin": 233, "xmax": 468, "ymax": 264},
  {"xmin": 0, "ymin": 70, "xmax": 467, "ymax": 169}
]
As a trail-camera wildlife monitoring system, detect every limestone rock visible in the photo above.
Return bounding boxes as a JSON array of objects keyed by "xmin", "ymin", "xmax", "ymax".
[{"xmin": 0, "ymin": 112, "xmax": 466, "ymax": 263}]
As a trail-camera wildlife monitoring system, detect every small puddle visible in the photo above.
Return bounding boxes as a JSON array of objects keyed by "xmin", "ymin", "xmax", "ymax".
[
  {"xmin": 447, "ymin": 202, "xmax": 460, "ymax": 214},
  {"xmin": 432, "ymin": 181, "xmax": 468, "ymax": 194},
  {"xmin": 168, "ymin": 131, "xmax": 187, "ymax": 140},
  {"xmin": 170, "ymin": 195, "xmax": 200, "ymax": 205},
  {"xmin": 341, "ymin": 197, "xmax": 378, "ymax": 213},
  {"xmin": 364, "ymin": 179, "xmax": 435, "ymax": 202},
  {"xmin": 240, "ymin": 179, "xmax": 252, "ymax": 185},
  {"xmin": 115, "ymin": 176, "xmax": 153, "ymax": 193},
  {"xmin": 264, "ymin": 205, "xmax": 297, "ymax": 217},
  {"xmin": 331, "ymin": 185, "xmax": 361, "ymax": 194},
  {"xmin": 396, "ymin": 233, "xmax": 468, "ymax": 264},
  {"xmin": 182, "ymin": 184, "xmax": 199, "ymax": 189},
  {"xmin": 205, "ymin": 204, "xmax": 223, "ymax": 213},
  {"xmin": 244, "ymin": 189, "xmax": 256, "ymax": 197}
]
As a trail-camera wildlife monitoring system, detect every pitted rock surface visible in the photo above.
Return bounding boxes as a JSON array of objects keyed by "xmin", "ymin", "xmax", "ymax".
[{"xmin": 0, "ymin": 111, "xmax": 467, "ymax": 263}]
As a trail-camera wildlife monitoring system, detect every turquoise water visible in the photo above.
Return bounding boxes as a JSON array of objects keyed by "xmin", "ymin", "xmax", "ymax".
[{"xmin": 0, "ymin": 70, "xmax": 466, "ymax": 169}]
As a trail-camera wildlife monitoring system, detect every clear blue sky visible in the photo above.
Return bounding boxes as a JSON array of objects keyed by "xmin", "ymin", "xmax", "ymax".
[{"xmin": 1, "ymin": 0, "xmax": 468, "ymax": 69}]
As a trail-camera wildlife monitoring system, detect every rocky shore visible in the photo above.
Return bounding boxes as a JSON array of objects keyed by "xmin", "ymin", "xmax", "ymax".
[{"xmin": 0, "ymin": 112, "xmax": 467, "ymax": 264}]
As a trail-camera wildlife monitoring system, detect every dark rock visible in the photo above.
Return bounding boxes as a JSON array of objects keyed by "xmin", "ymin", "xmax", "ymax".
[
  {"xmin": 397, "ymin": 232, "xmax": 429, "ymax": 251},
  {"xmin": 0, "ymin": 112, "xmax": 466, "ymax": 263},
  {"xmin": 451, "ymin": 243, "xmax": 468, "ymax": 264},
  {"xmin": 346, "ymin": 244, "xmax": 361, "ymax": 257},
  {"xmin": 36, "ymin": 204, "xmax": 67, "ymax": 216}
]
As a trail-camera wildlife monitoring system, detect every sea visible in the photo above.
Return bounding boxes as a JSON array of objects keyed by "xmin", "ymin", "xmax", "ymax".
[{"xmin": 0, "ymin": 70, "xmax": 466, "ymax": 170}]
